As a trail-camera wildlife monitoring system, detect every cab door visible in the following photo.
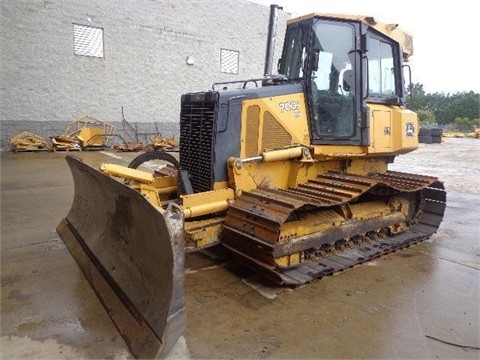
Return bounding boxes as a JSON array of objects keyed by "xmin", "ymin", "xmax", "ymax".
[{"xmin": 307, "ymin": 19, "xmax": 367, "ymax": 146}]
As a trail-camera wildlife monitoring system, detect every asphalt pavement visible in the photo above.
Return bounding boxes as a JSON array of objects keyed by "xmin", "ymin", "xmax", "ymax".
[{"xmin": 1, "ymin": 138, "xmax": 479, "ymax": 359}]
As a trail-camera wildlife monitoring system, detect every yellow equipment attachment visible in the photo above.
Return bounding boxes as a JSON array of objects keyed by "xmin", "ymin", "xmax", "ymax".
[
  {"xmin": 77, "ymin": 127, "xmax": 104, "ymax": 147},
  {"xmin": 466, "ymin": 128, "xmax": 480, "ymax": 138},
  {"xmin": 57, "ymin": 156, "xmax": 185, "ymax": 359},
  {"xmin": 10, "ymin": 131, "xmax": 51, "ymax": 152}
]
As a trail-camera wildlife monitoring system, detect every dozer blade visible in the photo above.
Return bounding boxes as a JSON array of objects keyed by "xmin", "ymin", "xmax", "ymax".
[{"xmin": 57, "ymin": 155, "xmax": 185, "ymax": 359}]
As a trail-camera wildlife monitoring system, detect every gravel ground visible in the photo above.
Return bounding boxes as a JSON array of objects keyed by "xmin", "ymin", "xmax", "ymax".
[{"xmin": 390, "ymin": 137, "xmax": 480, "ymax": 195}]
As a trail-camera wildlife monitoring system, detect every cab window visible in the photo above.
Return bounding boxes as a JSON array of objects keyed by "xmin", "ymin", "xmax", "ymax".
[
  {"xmin": 367, "ymin": 36, "xmax": 397, "ymax": 97},
  {"xmin": 281, "ymin": 25, "xmax": 308, "ymax": 80},
  {"xmin": 310, "ymin": 21, "xmax": 356, "ymax": 138}
]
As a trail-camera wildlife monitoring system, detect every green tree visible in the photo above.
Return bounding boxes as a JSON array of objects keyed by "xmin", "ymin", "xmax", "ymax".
[
  {"xmin": 407, "ymin": 84, "xmax": 480, "ymax": 127},
  {"xmin": 454, "ymin": 117, "xmax": 480, "ymax": 131},
  {"xmin": 444, "ymin": 92, "xmax": 480, "ymax": 123},
  {"xmin": 406, "ymin": 83, "xmax": 427, "ymax": 111},
  {"xmin": 416, "ymin": 109, "xmax": 436, "ymax": 124},
  {"xmin": 426, "ymin": 92, "xmax": 451, "ymax": 124}
]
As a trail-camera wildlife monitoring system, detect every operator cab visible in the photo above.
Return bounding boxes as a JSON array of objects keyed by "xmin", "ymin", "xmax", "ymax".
[{"xmin": 278, "ymin": 14, "xmax": 410, "ymax": 146}]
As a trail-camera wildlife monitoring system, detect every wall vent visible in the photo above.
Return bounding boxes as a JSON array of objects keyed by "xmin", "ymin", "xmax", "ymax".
[
  {"xmin": 73, "ymin": 24, "xmax": 104, "ymax": 58},
  {"xmin": 220, "ymin": 48, "xmax": 239, "ymax": 74}
]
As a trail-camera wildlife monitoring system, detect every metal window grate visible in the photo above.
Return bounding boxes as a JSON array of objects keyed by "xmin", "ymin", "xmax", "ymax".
[
  {"xmin": 220, "ymin": 48, "xmax": 239, "ymax": 74},
  {"xmin": 73, "ymin": 24, "xmax": 104, "ymax": 58}
]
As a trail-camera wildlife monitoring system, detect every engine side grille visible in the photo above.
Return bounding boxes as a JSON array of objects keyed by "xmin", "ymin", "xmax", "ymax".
[
  {"xmin": 262, "ymin": 111, "xmax": 292, "ymax": 150},
  {"xmin": 180, "ymin": 94, "xmax": 217, "ymax": 193},
  {"xmin": 245, "ymin": 105, "xmax": 260, "ymax": 157}
]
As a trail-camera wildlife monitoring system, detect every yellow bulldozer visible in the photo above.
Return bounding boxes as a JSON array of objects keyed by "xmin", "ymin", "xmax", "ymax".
[{"xmin": 57, "ymin": 5, "xmax": 446, "ymax": 359}]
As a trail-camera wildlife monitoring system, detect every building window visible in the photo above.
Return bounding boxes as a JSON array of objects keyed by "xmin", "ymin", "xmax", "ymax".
[
  {"xmin": 220, "ymin": 49, "xmax": 239, "ymax": 74},
  {"xmin": 73, "ymin": 24, "xmax": 104, "ymax": 58}
]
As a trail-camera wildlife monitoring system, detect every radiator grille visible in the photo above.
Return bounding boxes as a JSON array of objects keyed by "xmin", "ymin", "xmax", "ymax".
[{"xmin": 180, "ymin": 94, "xmax": 217, "ymax": 193}]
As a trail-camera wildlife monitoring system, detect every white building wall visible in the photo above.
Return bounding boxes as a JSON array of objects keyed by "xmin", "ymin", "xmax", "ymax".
[{"xmin": 0, "ymin": 0, "xmax": 289, "ymax": 147}]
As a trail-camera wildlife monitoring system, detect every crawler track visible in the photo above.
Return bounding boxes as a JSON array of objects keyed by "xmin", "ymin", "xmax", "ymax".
[{"xmin": 223, "ymin": 171, "xmax": 446, "ymax": 285}]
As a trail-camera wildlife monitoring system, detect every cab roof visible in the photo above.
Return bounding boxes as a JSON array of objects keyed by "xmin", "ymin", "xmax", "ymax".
[{"xmin": 288, "ymin": 13, "xmax": 413, "ymax": 60}]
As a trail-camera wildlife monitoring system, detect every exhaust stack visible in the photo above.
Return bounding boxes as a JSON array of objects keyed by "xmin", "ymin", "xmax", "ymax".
[{"xmin": 264, "ymin": 4, "xmax": 283, "ymax": 77}]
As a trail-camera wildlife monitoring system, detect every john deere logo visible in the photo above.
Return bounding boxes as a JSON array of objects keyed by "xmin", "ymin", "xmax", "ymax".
[{"xmin": 406, "ymin": 122, "xmax": 415, "ymax": 137}]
